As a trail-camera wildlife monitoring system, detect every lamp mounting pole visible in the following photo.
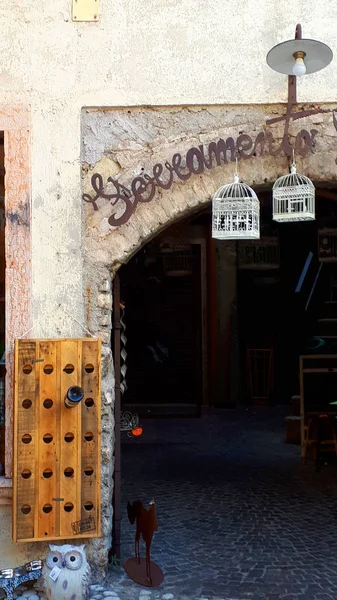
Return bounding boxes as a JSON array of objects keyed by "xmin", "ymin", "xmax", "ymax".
[{"xmin": 288, "ymin": 23, "xmax": 302, "ymax": 105}]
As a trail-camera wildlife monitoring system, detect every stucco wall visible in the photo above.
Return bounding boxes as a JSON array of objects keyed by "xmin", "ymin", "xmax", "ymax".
[
  {"xmin": 0, "ymin": 2, "xmax": 337, "ymax": 337},
  {"xmin": 0, "ymin": 3, "xmax": 336, "ymax": 337},
  {"xmin": 1, "ymin": 0, "xmax": 337, "ymax": 579}
]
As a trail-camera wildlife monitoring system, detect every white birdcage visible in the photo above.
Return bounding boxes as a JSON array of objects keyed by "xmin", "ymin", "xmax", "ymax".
[
  {"xmin": 212, "ymin": 174, "xmax": 260, "ymax": 240},
  {"xmin": 272, "ymin": 162, "xmax": 315, "ymax": 222}
]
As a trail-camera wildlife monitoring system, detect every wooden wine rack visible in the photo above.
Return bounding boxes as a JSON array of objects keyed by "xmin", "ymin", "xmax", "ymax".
[{"xmin": 13, "ymin": 338, "xmax": 101, "ymax": 542}]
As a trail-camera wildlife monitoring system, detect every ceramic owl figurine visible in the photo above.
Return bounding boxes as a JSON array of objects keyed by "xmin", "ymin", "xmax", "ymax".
[{"xmin": 42, "ymin": 543, "xmax": 91, "ymax": 600}]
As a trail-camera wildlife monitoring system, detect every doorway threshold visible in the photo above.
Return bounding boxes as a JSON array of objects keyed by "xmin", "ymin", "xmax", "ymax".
[{"xmin": 122, "ymin": 403, "xmax": 199, "ymax": 417}]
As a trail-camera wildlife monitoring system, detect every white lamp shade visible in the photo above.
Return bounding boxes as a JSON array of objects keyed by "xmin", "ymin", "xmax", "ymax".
[{"xmin": 267, "ymin": 38, "xmax": 333, "ymax": 75}]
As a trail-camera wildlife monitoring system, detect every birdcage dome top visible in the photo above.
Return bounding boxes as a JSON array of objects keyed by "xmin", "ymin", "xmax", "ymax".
[
  {"xmin": 272, "ymin": 163, "xmax": 315, "ymax": 223},
  {"xmin": 273, "ymin": 165, "xmax": 315, "ymax": 190},
  {"xmin": 213, "ymin": 175, "xmax": 258, "ymax": 201},
  {"xmin": 212, "ymin": 173, "xmax": 260, "ymax": 240}
]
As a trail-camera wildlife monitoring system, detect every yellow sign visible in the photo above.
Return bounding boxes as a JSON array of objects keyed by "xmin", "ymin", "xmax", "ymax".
[{"xmin": 72, "ymin": 0, "xmax": 99, "ymax": 22}]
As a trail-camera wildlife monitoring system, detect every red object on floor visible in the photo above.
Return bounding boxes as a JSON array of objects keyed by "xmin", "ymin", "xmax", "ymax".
[{"xmin": 131, "ymin": 427, "xmax": 143, "ymax": 437}]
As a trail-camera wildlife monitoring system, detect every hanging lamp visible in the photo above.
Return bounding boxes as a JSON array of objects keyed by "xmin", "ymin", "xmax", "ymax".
[
  {"xmin": 212, "ymin": 162, "xmax": 260, "ymax": 240},
  {"xmin": 266, "ymin": 24, "xmax": 333, "ymax": 78},
  {"xmin": 272, "ymin": 154, "xmax": 315, "ymax": 222}
]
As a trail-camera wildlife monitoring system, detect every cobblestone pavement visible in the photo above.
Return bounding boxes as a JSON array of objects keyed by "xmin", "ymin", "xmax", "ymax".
[{"xmin": 100, "ymin": 408, "xmax": 337, "ymax": 600}]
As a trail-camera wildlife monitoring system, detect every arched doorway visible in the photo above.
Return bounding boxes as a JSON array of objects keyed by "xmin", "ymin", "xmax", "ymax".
[
  {"xmin": 81, "ymin": 98, "xmax": 337, "ymax": 584},
  {"xmin": 107, "ymin": 187, "xmax": 337, "ymax": 598}
]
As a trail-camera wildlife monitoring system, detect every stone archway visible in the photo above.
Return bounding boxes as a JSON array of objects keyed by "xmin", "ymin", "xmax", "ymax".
[{"xmin": 81, "ymin": 103, "xmax": 337, "ymax": 572}]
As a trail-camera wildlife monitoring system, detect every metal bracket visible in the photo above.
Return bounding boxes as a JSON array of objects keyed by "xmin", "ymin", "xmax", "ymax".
[
  {"xmin": 288, "ymin": 75, "xmax": 297, "ymax": 105},
  {"xmin": 286, "ymin": 23, "xmax": 301, "ymax": 106},
  {"xmin": 72, "ymin": 0, "xmax": 99, "ymax": 22}
]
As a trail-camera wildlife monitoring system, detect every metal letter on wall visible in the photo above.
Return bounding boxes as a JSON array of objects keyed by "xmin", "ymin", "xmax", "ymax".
[{"xmin": 13, "ymin": 338, "xmax": 101, "ymax": 542}]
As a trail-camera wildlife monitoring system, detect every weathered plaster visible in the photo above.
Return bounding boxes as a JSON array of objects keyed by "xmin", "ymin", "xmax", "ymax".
[{"xmin": 1, "ymin": 107, "xmax": 32, "ymax": 479}]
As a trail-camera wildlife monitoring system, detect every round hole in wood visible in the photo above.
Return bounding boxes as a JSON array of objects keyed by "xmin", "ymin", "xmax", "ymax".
[
  {"xmin": 84, "ymin": 501, "xmax": 94, "ymax": 511},
  {"xmin": 84, "ymin": 466, "xmax": 94, "ymax": 476},
  {"xmin": 64, "ymin": 467, "xmax": 74, "ymax": 478},
  {"xmin": 42, "ymin": 504, "xmax": 53, "ymax": 514},
  {"xmin": 22, "ymin": 399, "xmax": 32, "ymax": 409},
  {"xmin": 23, "ymin": 364, "xmax": 32, "ymax": 375},
  {"xmin": 43, "ymin": 398, "xmax": 53, "ymax": 409},
  {"xmin": 85, "ymin": 363, "xmax": 95, "ymax": 373},
  {"xmin": 64, "ymin": 432, "xmax": 74, "ymax": 443},
  {"xmin": 21, "ymin": 504, "xmax": 31, "ymax": 515},
  {"xmin": 43, "ymin": 433, "xmax": 53, "ymax": 444},
  {"xmin": 43, "ymin": 469, "xmax": 53, "ymax": 479},
  {"xmin": 64, "ymin": 502, "xmax": 74, "ymax": 513},
  {"xmin": 21, "ymin": 469, "xmax": 31, "ymax": 479},
  {"xmin": 43, "ymin": 364, "xmax": 53, "ymax": 375},
  {"xmin": 22, "ymin": 434, "xmax": 32, "ymax": 445},
  {"xmin": 84, "ymin": 432, "xmax": 94, "ymax": 442},
  {"xmin": 64, "ymin": 364, "xmax": 74, "ymax": 374},
  {"xmin": 85, "ymin": 397, "xmax": 94, "ymax": 407}
]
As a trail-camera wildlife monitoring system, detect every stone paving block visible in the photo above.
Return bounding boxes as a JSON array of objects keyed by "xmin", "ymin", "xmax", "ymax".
[{"xmin": 106, "ymin": 409, "xmax": 337, "ymax": 600}]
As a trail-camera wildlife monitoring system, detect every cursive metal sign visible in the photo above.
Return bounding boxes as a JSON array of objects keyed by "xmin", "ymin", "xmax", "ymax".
[{"xmin": 83, "ymin": 104, "xmax": 337, "ymax": 228}]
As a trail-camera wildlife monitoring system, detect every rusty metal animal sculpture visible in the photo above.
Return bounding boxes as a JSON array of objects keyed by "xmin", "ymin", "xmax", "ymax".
[{"xmin": 127, "ymin": 500, "xmax": 158, "ymax": 585}]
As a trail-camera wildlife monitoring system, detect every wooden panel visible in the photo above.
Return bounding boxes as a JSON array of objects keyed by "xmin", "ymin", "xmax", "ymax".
[
  {"xmin": 81, "ymin": 340, "xmax": 101, "ymax": 537},
  {"xmin": 13, "ymin": 340, "xmax": 37, "ymax": 542},
  {"xmin": 59, "ymin": 340, "xmax": 82, "ymax": 537},
  {"xmin": 13, "ymin": 338, "xmax": 101, "ymax": 542},
  {"xmin": 36, "ymin": 341, "xmax": 58, "ymax": 539}
]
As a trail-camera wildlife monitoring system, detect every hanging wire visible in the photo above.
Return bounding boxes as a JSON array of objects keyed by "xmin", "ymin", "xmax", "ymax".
[
  {"xmin": 290, "ymin": 147, "xmax": 297, "ymax": 174},
  {"xmin": 233, "ymin": 157, "xmax": 240, "ymax": 184},
  {"xmin": 59, "ymin": 305, "xmax": 96, "ymax": 338},
  {"xmin": 18, "ymin": 326, "xmax": 36, "ymax": 339}
]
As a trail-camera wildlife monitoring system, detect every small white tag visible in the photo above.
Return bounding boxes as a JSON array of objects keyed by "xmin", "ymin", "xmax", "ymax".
[{"xmin": 48, "ymin": 566, "xmax": 61, "ymax": 581}]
